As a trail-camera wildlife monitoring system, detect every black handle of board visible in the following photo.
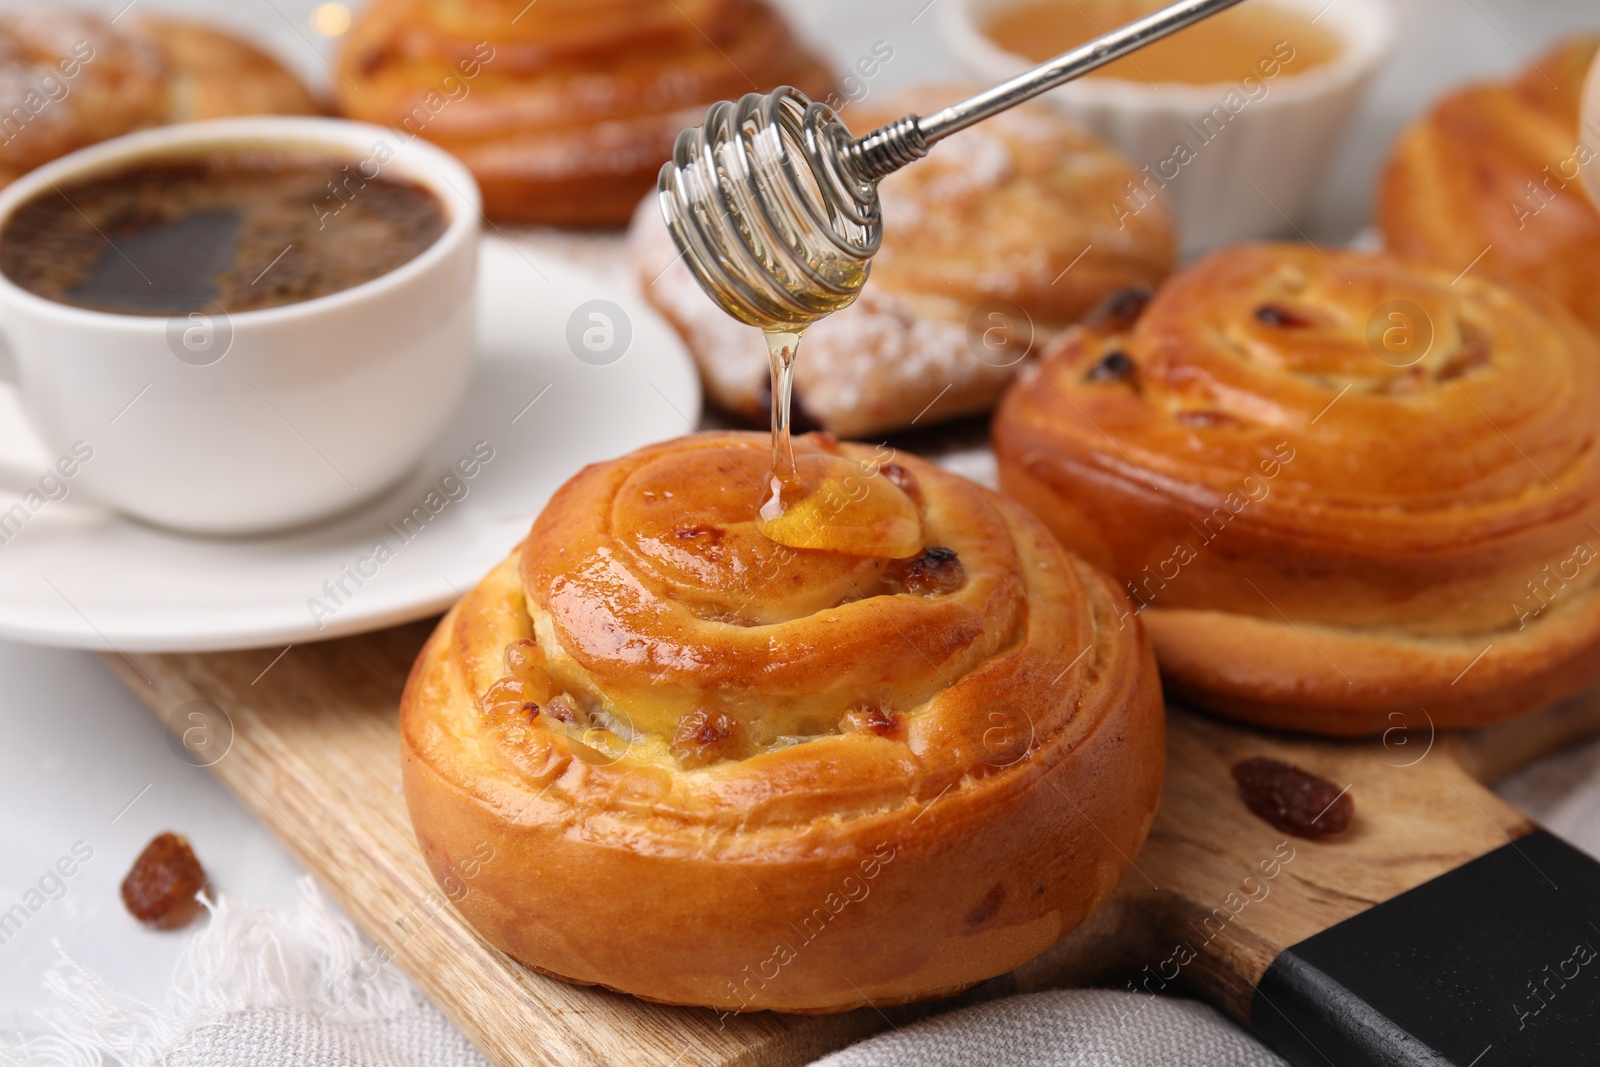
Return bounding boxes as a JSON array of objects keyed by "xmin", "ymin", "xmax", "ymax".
[{"xmin": 1252, "ymin": 828, "xmax": 1600, "ymax": 1066}]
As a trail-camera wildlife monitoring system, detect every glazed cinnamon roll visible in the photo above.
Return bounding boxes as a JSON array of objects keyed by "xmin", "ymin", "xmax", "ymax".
[
  {"xmin": 630, "ymin": 86, "xmax": 1177, "ymax": 438},
  {"xmin": 334, "ymin": 0, "xmax": 834, "ymax": 225},
  {"xmin": 401, "ymin": 432, "xmax": 1163, "ymax": 1011},
  {"xmin": 994, "ymin": 244, "xmax": 1600, "ymax": 736},
  {"xmin": 1380, "ymin": 35, "xmax": 1600, "ymax": 336}
]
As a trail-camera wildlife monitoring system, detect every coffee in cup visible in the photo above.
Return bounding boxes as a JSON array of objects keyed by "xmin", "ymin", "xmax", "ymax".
[{"xmin": 0, "ymin": 152, "xmax": 448, "ymax": 316}]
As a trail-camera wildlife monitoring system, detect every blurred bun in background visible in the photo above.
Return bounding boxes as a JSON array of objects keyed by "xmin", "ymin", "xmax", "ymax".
[
  {"xmin": 630, "ymin": 87, "xmax": 1177, "ymax": 438},
  {"xmin": 0, "ymin": 11, "xmax": 321, "ymax": 186},
  {"xmin": 1381, "ymin": 35, "xmax": 1600, "ymax": 337},
  {"xmin": 333, "ymin": 0, "xmax": 835, "ymax": 226}
]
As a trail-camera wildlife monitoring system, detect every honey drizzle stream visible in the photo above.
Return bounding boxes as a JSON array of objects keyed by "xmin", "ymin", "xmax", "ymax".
[{"xmin": 760, "ymin": 328, "xmax": 803, "ymax": 521}]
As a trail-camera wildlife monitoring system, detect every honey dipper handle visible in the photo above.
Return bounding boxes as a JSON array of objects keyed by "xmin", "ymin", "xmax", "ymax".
[{"xmin": 847, "ymin": 0, "xmax": 1248, "ymax": 181}]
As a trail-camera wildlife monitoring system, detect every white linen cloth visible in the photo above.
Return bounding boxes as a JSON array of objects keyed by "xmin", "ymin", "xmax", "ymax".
[{"xmin": 4, "ymin": 732, "xmax": 1597, "ymax": 1067}]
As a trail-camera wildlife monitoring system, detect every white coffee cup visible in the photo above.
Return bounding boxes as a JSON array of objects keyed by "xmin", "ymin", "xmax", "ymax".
[{"xmin": 0, "ymin": 116, "xmax": 480, "ymax": 534}]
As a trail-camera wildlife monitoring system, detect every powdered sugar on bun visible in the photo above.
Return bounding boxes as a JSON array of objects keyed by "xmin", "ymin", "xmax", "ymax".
[{"xmin": 629, "ymin": 86, "xmax": 1176, "ymax": 438}]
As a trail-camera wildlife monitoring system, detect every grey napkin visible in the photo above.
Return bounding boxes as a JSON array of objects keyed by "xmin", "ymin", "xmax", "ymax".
[{"xmin": 812, "ymin": 990, "xmax": 1288, "ymax": 1067}]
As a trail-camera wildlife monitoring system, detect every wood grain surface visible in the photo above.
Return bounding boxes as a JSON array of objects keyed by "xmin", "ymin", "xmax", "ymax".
[{"xmin": 104, "ymin": 629, "xmax": 1600, "ymax": 1066}]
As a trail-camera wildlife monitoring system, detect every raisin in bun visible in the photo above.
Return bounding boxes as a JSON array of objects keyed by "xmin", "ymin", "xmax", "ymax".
[
  {"xmin": 630, "ymin": 86, "xmax": 1177, "ymax": 438},
  {"xmin": 1380, "ymin": 35, "xmax": 1600, "ymax": 336},
  {"xmin": 400, "ymin": 432, "xmax": 1163, "ymax": 1011},
  {"xmin": 994, "ymin": 243, "xmax": 1600, "ymax": 737},
  {"xmin": 0, "ymin": 12, "xmax": 319, "ymax": 186},
  {"xmin": 334, "ymin": 0, "xmax": 833, "ymax": 225}
]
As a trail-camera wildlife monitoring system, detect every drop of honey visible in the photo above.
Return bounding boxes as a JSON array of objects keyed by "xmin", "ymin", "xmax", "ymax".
[
  {"xmin": 762, "ymin": 328, "xmax": 803, "ymax": 498},
  {"xmin": 755, "ymin": 329, "xmax": 924, "ymax": 558}
]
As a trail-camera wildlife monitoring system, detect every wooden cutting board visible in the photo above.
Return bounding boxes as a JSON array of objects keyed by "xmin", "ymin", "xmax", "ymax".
[{"xmin": 105, "ymin": 627, "xmax": 1600, "ymax": 1067}]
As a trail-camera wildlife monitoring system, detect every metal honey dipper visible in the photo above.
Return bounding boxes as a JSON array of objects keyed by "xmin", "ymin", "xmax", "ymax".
[
  {"xmin": 657, "ymin": 0, "xmax": 1247, "ymax": 331},
  {"xmin": 657, "ymin": 0, "xmax": 1248, "ymax": 544}
]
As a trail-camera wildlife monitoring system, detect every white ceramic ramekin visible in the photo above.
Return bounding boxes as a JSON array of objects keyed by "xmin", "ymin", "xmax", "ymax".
[
  {"xmin": 0, "ymin": 117, "xmax": 480, "ymax": 534},
  {"xmin": 940, "ymin": 0, "xmax": 1396, "ymax": 253}
]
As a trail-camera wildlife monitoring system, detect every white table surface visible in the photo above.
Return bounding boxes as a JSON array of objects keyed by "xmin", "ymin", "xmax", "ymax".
[{"xmin": 2, "ymin": 0, "xmax": 1598, "ymax": 1037}]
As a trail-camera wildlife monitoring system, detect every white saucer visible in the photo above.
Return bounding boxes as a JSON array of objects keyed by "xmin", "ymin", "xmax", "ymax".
[{"xmin": 0, "ymin": 238, "xmax": 701, "ymax": 652}]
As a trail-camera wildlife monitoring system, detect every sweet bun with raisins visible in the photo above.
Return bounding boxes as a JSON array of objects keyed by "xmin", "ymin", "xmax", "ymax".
[
  {"xmin": 400, "ymin": 431, "xmax": 1163, "ymax": 1011},
  {"xmin": 994, "ymin": 243, "xmax": 1600, "ymax": 736}
]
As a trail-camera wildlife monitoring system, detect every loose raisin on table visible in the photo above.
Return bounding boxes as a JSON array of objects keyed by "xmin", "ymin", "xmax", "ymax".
[
  {"xmin": 1231, "ymin": 757, "xmax": 1353, "ymax": 839},
  {"xmin": 121, "ymin": 832, "xmax": 208, "ymax": 929}
]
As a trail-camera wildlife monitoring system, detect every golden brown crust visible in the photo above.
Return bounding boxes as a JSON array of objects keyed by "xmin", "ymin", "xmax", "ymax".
[
  {"xmin": 0, "ymin": 13, "xmax": 319, "ymax": 187},
  {"xmin": 334, "ymin": 0, "xmax": 834, "ymax": 225},
  {"xmin": 993, "ymin": 243, "xmax": 1600, "ymax": 736},
  {"xmin": 400, "ymin": 432, "xmax": 1164, "ymax": 1011},
  {"xmin": 631, "ymin": 87, "xmax": 1177, "ymax": 438},
  {"xmin": 1379, "ymin": 35, "xmax": 1600, "ymax": 337}
]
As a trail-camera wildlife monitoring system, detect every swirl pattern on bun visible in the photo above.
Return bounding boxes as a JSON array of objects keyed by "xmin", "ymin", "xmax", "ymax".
[
  {"xmin": 994, "ymin": 243, "xmax": 1600, "ymax": 735},
  {"xmin": 401, "ymin": 432, "xmax": 1163, "ymax": 1011}
]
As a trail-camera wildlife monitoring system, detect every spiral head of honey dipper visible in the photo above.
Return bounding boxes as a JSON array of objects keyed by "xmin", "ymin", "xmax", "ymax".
[{"xmin": 657, "ymin": 87, "xmax": 885, "ymax": 330}]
